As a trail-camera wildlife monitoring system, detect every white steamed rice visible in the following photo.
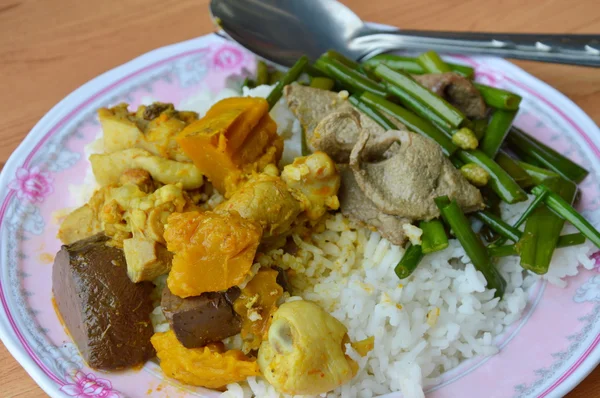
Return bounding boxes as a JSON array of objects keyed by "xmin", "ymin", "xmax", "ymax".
[{"xmin": 73, "ymin": 84, "xmax": 597, "ymax": 398}]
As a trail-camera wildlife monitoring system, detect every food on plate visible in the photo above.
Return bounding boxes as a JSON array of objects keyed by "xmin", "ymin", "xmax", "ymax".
[
  {"xmin": 257, "ymin": 300, "xmax": 360, "ymax": 395},
  {"xmin": 412, "ymin": 72, "xmax": 487, "ymax": 119},
  {"xmin": 215, "ymin": 173, "xmax": 302, "ymax": 237},
  {"xmin": 123, "ymin": 236, "xmax": 173, "ymax": 282},
  {"xmin": 161, "ymin": 286, "xmax": 242, "ymax": 348},
  {"xmin": 177, "ymin": 97, "xmax": 283, "ymax": 196},
  {"xmin": 164, "ymin": 210, "xmax": 262, "ymax": 298},
  {"xmin": 233, "ymin": 268, "xmax": 284, "ymax": 351},
  {"xmin": 279, "ymin": 151, "xmax": 340, "ymax": 221},
  {"xmin": 90, "ymin": 148, "xmax": 204, "ymax": 190},
  {"xmin": 348, "ymin": 127, "xmax": 484, "ymax": 220},
  {"xmin": 52, "ymin": 48, "xmax": 600, "ymax": 398},
  {"xmin": 151, "ymin": 330, "xmax": 260, "ymax": 389},
  {"xmin": 52, "ymin": 234, "xmax": 155, "ymax": 370},
  {"xmin": 98, "ymin": 102, "xmax": 197, "ymax": 161},
  {"xmin": 284, "ymin": 82, "xmax": 405, "ymax": 159},
  {"xmin": 338, "ymin": 165, "xmax": 410, "ymax": 245}
]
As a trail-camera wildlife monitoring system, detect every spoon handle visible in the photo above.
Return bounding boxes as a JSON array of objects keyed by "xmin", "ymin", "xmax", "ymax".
[{"xmin": 356, "ymin": 30, "xmax": 600, "ymax": 67}]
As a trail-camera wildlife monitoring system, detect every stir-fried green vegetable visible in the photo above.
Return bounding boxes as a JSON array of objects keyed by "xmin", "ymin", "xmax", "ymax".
[
  {"xmin": 475, "ymin": 211, "xmax": 522, "ymax": 242},
  {"xmin": 305, "ymin": 64, "xmax": 328, "ymax": 78},
  {"xmin": 256, "ymin": 61, "xmax": 269, "ymax": 86},
  {"xmin": 470, "ymin": 118, "xmax": 488, "ymax": 140},
  {"xmin": 519, "ymin": 178, "xmax": 577, "ymax": 274},
  {"xmin": 507, "ymin": 127, "xmax": 589, "ymax": 183},
  {"xmin": 517, "ymin": 160, "xmax": 559, "ymax": 185},
  {"xmin": 268, "ymin": 70, "xmax": 285, "ymax": 85},
  {"xmin": 361, "ymin": 92, "xmax": 458, "ymax": 156},
  {"xmin": 324, "ymin": 50, "xmax": 361, "ymax": 70},
  {"xmin": 310, "ymin": 77, "xmax": 335, "ymax": 90},
  {"xmin": 317, "ymin": 56, "xmax": 387, "ymax": 96},
  {"xmin": 383, "ymin": 82, "xmax": 454, "ymax": 135},
  {"xmin": 420, "ymin": 220, "xmax": 449, "ymax": 254},
  {"xmin": 473, "ymin": 83, "xmax": 522, "ymax": 111},
  {"xmin": 532, "ymin": 184, "xmax": 600, "ymax": 248},
  {"xmin": 374, "ymin": 65, "xmax": 466, "ymax": 128},
  {"xmin": 348, "ymin": 95, "xmax": 397, "ymax": 130},
  {"xmin": 489, "ymin": 182, "xmax": 551, "ymax": 248},
  {"xmin": 456, "ymin": 149, "xmax": 528, "ymax": 204},
  {"xmin": 241, "ymin": 77, "xmax": 255, "ymax": 90},
  {"xmin": 323, "ymin": 50, "xmax": 379, "ymax": 80},
  {"xmin": 435, "ymin": 196, "xmax": 506, "ymax": 298},
  {"xmin": 489, "ymin": 233, "xmax": 585, "ymax": 257},
  {"xmin": 480, "ymin": 109, "xmax": 517, "ymax": 158},
  {"xmin": 266, "ymin": 55, "xmax": 309, "ymax": 109},
  {"xmin": 394, "ymin": 244, "xmax": 424, "ymax": 279},
  {"xmin": 265, "ymin": 52, "xmax": 599, "ymax": 295},
  {"xmin": 417, "ymin": 50, "xmax": 452, "ymax": 74},
  {"xmin": 362, "ymin": 54, "xmax": 474, "ymax": 78},
  {"xmin": 495, "ymin": 151, "xmax": 534, "ymax": 188}
]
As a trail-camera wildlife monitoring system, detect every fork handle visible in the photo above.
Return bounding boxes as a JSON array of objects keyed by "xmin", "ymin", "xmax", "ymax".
[{"xmin": 356, "ymin": 30, "xmax": 600, "ymax": 67}]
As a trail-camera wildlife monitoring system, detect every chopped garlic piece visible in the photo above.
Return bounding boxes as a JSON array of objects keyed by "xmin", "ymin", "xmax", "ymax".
[
  {"xmin": 337, "ymin": 90, "xmax": 349, "ymax": 100},
  {"xmin": 402, "ymin": 224, "xmax": 423, "ymax": 245}
]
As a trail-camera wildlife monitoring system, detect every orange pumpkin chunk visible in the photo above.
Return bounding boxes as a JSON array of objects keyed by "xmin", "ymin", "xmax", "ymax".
[
  {"xmin": 203, "ymin": 97, "xmax": 269, "ymax": 154},
  {"xmin": 177, "ymin": 97, "xmax": 282, "ymax": 195},
  {"xmin": 164, "ymin": 211, "xmax": 262, "ymax": 297},
  {"xmin": 151, "ymin": 330, "xmax": 259, "ymax": 389}
]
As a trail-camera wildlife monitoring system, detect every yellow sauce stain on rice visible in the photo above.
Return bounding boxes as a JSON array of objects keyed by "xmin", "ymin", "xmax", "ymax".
[
  {"xmin": 359, "ymin": 281, "xmax": 374, "ymax": 293},
  {"xmin": 427, "ymin": 307, "xmax": 440, "ymax": 326}
]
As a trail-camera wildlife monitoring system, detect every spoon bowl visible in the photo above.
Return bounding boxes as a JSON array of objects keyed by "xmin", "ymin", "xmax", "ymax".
[
  {"xmin": 210, "ymin": 0, "xmax": 600, "ymax": 67},
  {"xmin": 210, "ymin": 0, "xmax": 369, "ymax": 66}
]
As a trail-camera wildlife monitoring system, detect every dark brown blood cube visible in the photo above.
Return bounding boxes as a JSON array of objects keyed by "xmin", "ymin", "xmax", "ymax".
[
  {"xmin": 52, "ymin": 234, "xmax": 155, "ymax": 370},
  {"xmin": 161, "ymin": 286, "xmax": 242, "ymax": 348}
]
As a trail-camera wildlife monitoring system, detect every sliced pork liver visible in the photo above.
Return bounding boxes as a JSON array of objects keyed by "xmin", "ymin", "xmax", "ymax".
[
  {"xmin": 350, "ymin": 129, "xmax": 484, "ymax": 220},
  {"xmin": 339, "ymin": 165, "xmax": 410, "ymax": 246},
  {"xmin": 413, "ymin": 72, "xmax": 487, "ymax": 119},
  {"xmin": 284, "ymin": 83, "xmax": 406, "ymax": 157}
]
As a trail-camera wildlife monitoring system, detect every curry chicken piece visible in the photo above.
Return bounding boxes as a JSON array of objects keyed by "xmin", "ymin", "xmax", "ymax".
[
  {"xmin": 213, "ymin": 152, "xmax": 340, "ymax": 239},
  {"xmin": 98, "ymin": 102, "xmax": 198, "ymax": 162},
  {"xmin": 90, "ymin": 148, "xmax": 204, "ymax": 190},
  {"xmin": 215, "ymin": 174, "xmax": 302, "ymax": 238},
  {"xmin": 281, "ymin": 151, "xmax": 341, "ymax": 221},
  {"xmin": 58, "ymin": 172, "xmax": 195, "ymax": 283},
  {"xmin": 258, "ymin": 300, "xmax": 358, "ymax": 395}
]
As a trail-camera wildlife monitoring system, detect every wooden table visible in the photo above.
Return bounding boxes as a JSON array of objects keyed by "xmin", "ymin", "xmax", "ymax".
[{"xmin": 0, "ymin": 0, "xmax": 598, "ymax": 396}]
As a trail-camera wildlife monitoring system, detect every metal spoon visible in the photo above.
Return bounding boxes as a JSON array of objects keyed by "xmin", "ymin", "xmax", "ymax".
[{"xmin": 210, "ymin": 0, "xmax": 600, "ymax": 67}]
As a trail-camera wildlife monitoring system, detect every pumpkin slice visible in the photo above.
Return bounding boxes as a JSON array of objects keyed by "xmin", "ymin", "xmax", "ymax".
[
  {"xmin": 164, "ymin": 211, "xmax": 262, "ymax": 297},
  {"xmin": 177, "ymin": 97, "xmax": 281, "ymax": 195},
  {"xmin": 151, "ymin": 330, "xmax": 259, "ymax": 389}
]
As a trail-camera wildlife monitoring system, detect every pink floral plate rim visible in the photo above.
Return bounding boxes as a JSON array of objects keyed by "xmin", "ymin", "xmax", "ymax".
[{"xmin": 0, "ymin": 31, "xmax": 599, "ymax": 398}]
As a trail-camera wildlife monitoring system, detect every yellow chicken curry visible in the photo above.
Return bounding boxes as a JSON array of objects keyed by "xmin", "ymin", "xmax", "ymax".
[{"xmin": 53, "ymin": 97, "xmax": 368, "ymax": 395}]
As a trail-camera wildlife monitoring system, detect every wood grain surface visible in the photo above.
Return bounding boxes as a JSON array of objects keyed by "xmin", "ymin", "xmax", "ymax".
[{"xmin": 0, "ymin": 0, "xmax": 598, "ymax": 396}]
